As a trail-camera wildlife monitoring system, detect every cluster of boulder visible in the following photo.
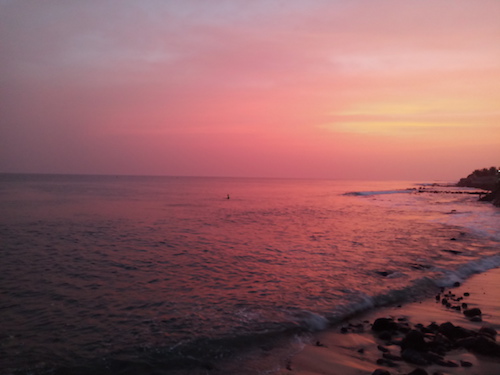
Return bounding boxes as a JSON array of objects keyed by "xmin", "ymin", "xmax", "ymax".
[{"xmin": 338, "ymin": 289, "xmax": 499, "ymax": 375}]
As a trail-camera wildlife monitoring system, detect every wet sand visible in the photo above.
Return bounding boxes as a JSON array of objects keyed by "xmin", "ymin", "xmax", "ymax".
[{"xmin": 278, "ymin": 267, "xmax": 500, "ymax": 375}]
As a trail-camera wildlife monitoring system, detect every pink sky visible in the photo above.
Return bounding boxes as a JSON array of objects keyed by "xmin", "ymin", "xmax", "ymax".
[{"xmin": 1, "ymin": 0, "xmax": 499, "ymax": 180}]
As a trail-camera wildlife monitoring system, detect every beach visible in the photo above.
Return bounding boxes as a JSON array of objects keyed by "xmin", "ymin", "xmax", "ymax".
[{"xmin": 278, "ymin": 267, "xmax": 500, "ymax": 375}]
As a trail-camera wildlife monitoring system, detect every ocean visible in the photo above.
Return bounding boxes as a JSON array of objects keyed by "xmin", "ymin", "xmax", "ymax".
[{"xmin": 1, "ymin": 174, "xmax": 499, "ymax": 374}]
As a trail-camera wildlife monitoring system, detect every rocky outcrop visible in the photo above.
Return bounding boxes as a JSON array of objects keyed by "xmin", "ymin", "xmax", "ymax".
[
  {"xmin": 478, "ymin": 181, "xmax": 500, "ymax": 207},
  {"xmin": 457, "ymin": 167, "xmax": 500, "ymax": 207}
]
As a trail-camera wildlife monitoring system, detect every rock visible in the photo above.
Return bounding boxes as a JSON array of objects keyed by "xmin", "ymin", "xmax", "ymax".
[
  {"xmin": 377, "ymin": 345, "xmax": 389, "ymax": 353},
  {"xmin": 442, "ymin": 249, "xmax": 462, "ymax": 255},
  {"xmin": 372, "ymin": 318, "xmax": 398, "ymax": 332},
  {"xmin": 438, "ymin": 322, "xmax": 474, "ymax": 340},
  {"xmin": 376, "ymin": 358, "xmax": 398, "ymax": 367},
  {"xmin": 434, "ymin": 358, "xmax": 459, "ymax": 367},
  {"xmin": 478, "ymin": 326, "xmax": 497, "ymax": 339},
  {"xmin": 458, "ymin": 335, "xmax": 500, "ymax": 357},
  {"xmin": 401, "ymin": 348, "xmax": 430, "ymax": 365},
  {"xmin": 428, "ymin": 333, "xmax": 453, "ymax": 354},
  {"xmin": 463, "ymin": 308, "xmax": 482, "ymax": 318},
  {"xmin": 460, "ymin": 360, "xmax": 473, "ymax": 367},
  {"xmin": 371, "ymin": 369, "xmax": 391, "ymax": 375},
  {"xmin": 401, "ymin": 330, "xmax": 427, "ymax": 351},
  {"xmin": 453, "ymin": 281, "xmax": 460, "ymax": 287},
  {"xmin": 378, "ymin": 331, "xmax": 393, "ymax": 341},
  {"xmin": 427, "ymin": 322, "xmax": 439, "ymax": 332},
  {"xmin": 408, "ymin": 368, "xmax": 428, "ymax": 375},
  {"xmin": 376, "ymin": 271, "xmax": 391, "ymax": 277},
  {"xmin": 382, "ymin": 353, "xmax": 402, "ymax": 361}
]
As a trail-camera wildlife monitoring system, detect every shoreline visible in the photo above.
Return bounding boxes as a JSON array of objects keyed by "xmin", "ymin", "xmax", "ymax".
[{"xmin": 275, "ymin": 267, "xmax": 500, "ymax": 375}]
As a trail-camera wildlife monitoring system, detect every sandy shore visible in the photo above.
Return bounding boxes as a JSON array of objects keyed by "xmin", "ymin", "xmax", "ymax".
[{"xmin": 277, "ymin": 268, "xmax": 500, "ymax": 375}]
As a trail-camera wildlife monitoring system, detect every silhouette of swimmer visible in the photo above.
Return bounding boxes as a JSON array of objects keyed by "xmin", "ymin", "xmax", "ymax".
[{"xmin": 227, "ymin": 194, "xmax": 230, "ymax": 199}]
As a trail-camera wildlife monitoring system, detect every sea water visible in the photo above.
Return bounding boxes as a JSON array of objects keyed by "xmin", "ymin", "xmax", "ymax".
[{"xmin": 0, "ymin": 174, "xmax": 498, "ymax": 374}]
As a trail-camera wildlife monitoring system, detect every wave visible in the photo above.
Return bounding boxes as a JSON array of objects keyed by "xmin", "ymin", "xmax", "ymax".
[
  {"xmin": 163, "ymin": 254, "xmax": 500, "ymax": 374},
  {"xmin": 327, "ymin": 254, "xmax": 500, "ymax": 322},
  {"xmin": 344, "ymin": 189, "xmax": 416, "ymax": 196}
]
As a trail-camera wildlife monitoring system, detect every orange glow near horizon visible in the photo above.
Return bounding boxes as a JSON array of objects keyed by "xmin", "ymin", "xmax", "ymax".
[{"xmin": 1, "ymin": 0, "xmax": 499, "ymax": 180}]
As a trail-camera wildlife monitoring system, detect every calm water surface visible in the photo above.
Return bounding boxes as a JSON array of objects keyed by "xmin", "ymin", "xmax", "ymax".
[{"xmin": 0, "ymin": 174, "xmax": 498, "ymax": 374}]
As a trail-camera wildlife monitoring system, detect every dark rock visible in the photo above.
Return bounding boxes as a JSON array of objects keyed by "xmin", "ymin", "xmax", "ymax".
[
  {"xmin": 357, "ymin": 348, "xmax": 365, "ymax": 354},
  {"xmin": 438, "ymin": 322, "xmax": 474, "ymax": 340},
  {"xmin": 382, "ymin": 353, "xmax": 402, "ymax": 361},
  {"xmin": 434, "ymin": 359, "xmax": 459, "ymax": 367},
  {"xmin": 371, "ymin": 369, "xmax": 391, "ymax": 375},
  {"xmin": 378, "ymin": 331, "xmax": 393, "ymax": 341},
  {"xmin": 463, "ymin": 308, "xmax": 482, "ymax": 317},
  {"xmin": 372, "ymin": 318, "xmax": 398, "ymax": 332},
  {"xmin": 408, "ymin": 369, "xmax": 428, "ymax": 375},
  {"xmin": 463, "ymin": 292, "xmax": 470, "ymax": 296},
  {"xmin": 397, "ymin": 322, "xmax": 411, "ymax": 333},
  {"xmin": 376, "ymin": 358, "xmax": 398, "ymax": 367},
  {"xmin": 428, "ymin": 333, "xmax": 453, "ymax": 354},
  {"xmin": 457, "ymin": 335, "xmax": 500, "ymax": 356},
  {"xmin": 423, "ymin": 351, "xmax": 444, "ymax": 364},
  {"xmin": 377, "ymin": 345, "xmax": 389, "ymax": 353},
  {"xmin": 391, "ymin": 338, "xmax": 403, "ymax": 347},
  {"xmin": 376, "ymin": 271, "xmax": 391, "ymax": 277},
  {"xmin": 401, "ymin": 330, "xmax": 427, "ymax": 351},
  {"xmin": 401, "ymin": 348, "xmax": 430, "ymax": 365},
  {"xmin": 442, "ymin": 249, "xmax": 462, "ymax": 255},
  {"xmin": 427, "ymin": 322, "xmax": 439, "ymax": 332},
  {"xmin": 453, "ymin": 281, "xmax": 460, "ymax": 287},
  {"xmin": 478, "ymin": 326, "xmax": 497, "ymax": 339}
]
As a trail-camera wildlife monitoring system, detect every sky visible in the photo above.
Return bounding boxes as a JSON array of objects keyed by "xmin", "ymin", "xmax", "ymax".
[{"xmin": 1, "ymin": 0, "xmax": 499, "ymax": 181}]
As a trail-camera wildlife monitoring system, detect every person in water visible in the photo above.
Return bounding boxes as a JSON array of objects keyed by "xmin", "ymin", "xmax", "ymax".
[{"xmin": 227, "ymin": 194, "xmax": 230, "ymax": 199}]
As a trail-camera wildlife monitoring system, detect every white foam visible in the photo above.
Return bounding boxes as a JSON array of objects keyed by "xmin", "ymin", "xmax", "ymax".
[
  {"xmin": 289, "ymin": 310, "xmax": 329, "ymax": 331},
  {"xmin": 433, "ymin": 207, "xmax": 500, "ymax": 241},
  {"xmin": 345, "ymin": 189, "xmax": 415, "ymax": 196},
  {"xmin": 350, "ymin": 184, "xmax": 500, "ymax": 241},
  {"xmin": 435, "ymin": 255, "xmax": 500, "ymax": 287}
]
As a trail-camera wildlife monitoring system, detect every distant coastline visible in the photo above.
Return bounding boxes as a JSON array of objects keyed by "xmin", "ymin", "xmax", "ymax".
[{"xmin": 456, "ymin": 166, "xmax": 500, "ymax": 207}]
